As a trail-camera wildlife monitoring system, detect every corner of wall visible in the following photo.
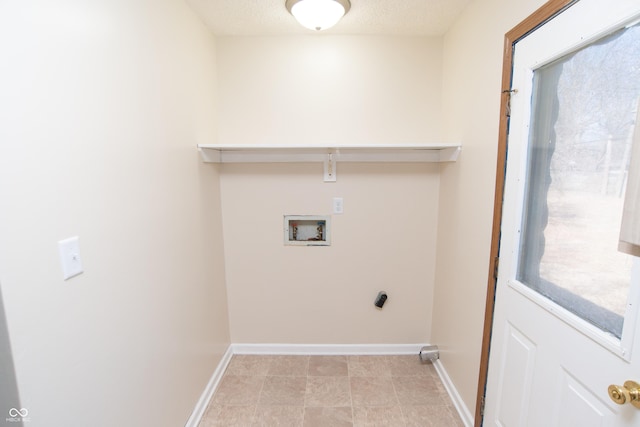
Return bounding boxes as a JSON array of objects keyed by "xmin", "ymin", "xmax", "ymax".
[{"xmin": 433, "ymin": 0, "xmax": 548, "ymax": 415}]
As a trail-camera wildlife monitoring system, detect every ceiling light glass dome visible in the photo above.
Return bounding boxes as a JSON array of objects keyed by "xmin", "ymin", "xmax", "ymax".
[{"xmin": 286, "ymin": 0, "xmax": 351, "ymax": 31}]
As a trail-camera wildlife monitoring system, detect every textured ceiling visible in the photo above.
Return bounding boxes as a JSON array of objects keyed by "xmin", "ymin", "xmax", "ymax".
[{"xmin": 186, "ymin": 0, "xmax": 472, "ymax": 36}]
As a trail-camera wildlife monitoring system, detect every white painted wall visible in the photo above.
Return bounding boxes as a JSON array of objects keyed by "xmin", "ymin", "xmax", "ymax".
[
  {"xmin": 216, "ymin": 36, "xmax": 443, "ymax": 145},
  {"xmin": 220, "ymin": 163, "xmax": 440, "ymax": 344},
  {"xmin": 216, "ymin": 36, "xmax": 443, "ymax": 344},
  {"xmin": 433, "ymin": 0, "xmax": 548, "ymax": 413},
  {"xmin": 0, "ymin": 1, "xmax": 229, "ymax": 426}
]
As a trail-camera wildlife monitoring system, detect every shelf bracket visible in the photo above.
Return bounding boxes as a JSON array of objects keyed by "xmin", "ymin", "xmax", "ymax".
[{"xmin": 324, "ymin": 152, "xmax": 337, "ymax": 182}]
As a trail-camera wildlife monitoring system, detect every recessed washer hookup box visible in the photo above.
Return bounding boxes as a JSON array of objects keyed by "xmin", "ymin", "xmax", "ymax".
[{"xmin": 284, "ymin": 215, "xmax": 331, "ymax": 246}]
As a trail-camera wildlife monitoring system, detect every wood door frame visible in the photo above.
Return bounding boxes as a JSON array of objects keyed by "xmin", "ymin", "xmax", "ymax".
[{"xmin": 474, "ymin": 1, "xmax": 580, "ymax": 425}]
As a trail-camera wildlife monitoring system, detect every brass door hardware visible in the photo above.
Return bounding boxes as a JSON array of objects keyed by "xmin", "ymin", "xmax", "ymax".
[{"xmin": 608, "ymin": 381, "xmax": 640, "ymax": 409}]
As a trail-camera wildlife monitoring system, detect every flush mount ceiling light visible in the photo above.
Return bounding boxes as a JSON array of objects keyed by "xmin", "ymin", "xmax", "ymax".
[{"xmin": 285, "ymin": 0, "xmax": 351, "ymax": 32}]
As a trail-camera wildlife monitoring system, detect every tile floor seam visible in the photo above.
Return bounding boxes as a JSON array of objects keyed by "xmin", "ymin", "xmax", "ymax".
[
  {"xmin": 253, "ymin": 369, "xmax": 267, "ymax": 424},
  {"xmin": 301, "ymin": 376, "xmax": 309, "ymax": 426},
  {"xmin": 347, "ymin": 359, "xmax": 355, "ymax": 427},
  {"xmin": 389, "ymin": 363, "xmax": 408, "ymax": 427}
]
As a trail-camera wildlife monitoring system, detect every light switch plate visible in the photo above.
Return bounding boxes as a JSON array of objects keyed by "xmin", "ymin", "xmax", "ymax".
[
  {"xmin": 58, "ymin": 236, "xmax": 83, "ymax": 280},
  {"xmin": 333, "ymin": 197, "xmax": 344, "ymax": 214}
]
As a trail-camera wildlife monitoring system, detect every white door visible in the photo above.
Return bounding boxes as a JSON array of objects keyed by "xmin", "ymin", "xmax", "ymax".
[{"xmin": 484, "ymin": 0, "xmax": 640, "ymax": 426}]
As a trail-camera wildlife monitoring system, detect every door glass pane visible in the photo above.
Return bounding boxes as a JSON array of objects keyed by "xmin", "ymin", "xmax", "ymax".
[{"xmin": 517, "ymin": 24, "xmax": 640, "ymax": 338}]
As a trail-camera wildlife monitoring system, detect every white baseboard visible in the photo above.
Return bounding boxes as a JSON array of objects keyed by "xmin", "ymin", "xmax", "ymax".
[
  {"xmin": 433, "ymin": 359, "xmax": 474, "ymax": 427},
  {"xmin": 184, "ymin": 344, "xmax": 234, "ymax": 427},
  {"xmin": 186, "ymin": 343, "xmax": 474, "ymax": 427},
  {"xmin": 232, "ymin": 343, "xmax": 428, "ymax": 355}
]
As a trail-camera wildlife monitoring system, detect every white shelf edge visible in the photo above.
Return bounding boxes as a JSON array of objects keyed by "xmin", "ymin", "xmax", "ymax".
[{"xmin": 197, "ymin": 143, "xmax": 462, "ymax": 164}]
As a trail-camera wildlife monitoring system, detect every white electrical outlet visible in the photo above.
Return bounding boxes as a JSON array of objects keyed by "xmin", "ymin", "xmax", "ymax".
[
  {"xmin": 333, "ymin": 197, "xmax": 344, "ymax": 214},
  {"xmin": 58, "ymin": 236, "xmax": 83, "ymax": 280}
]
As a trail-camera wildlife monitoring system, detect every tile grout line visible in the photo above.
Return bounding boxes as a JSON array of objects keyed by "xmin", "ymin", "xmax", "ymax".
[
  {"xmin": 388, "ymin": 356, "xmax": 408, "ymax": 427},
  {"xmin": 252, "ymin": 355, "xmax": 268, "ymax": 424},
  {"xmin": 347, "ymin": 356, "xmax": 355, "ymax": 426},
  {"xmin": 302, "ymin": 356, "xmax": 309, "ymax": 425}
]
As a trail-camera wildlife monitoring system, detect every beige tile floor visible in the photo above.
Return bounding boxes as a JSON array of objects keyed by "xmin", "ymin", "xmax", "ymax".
[{"xmin": 199, "ymin": 354, "xmax": 464, "ymax": 426}]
